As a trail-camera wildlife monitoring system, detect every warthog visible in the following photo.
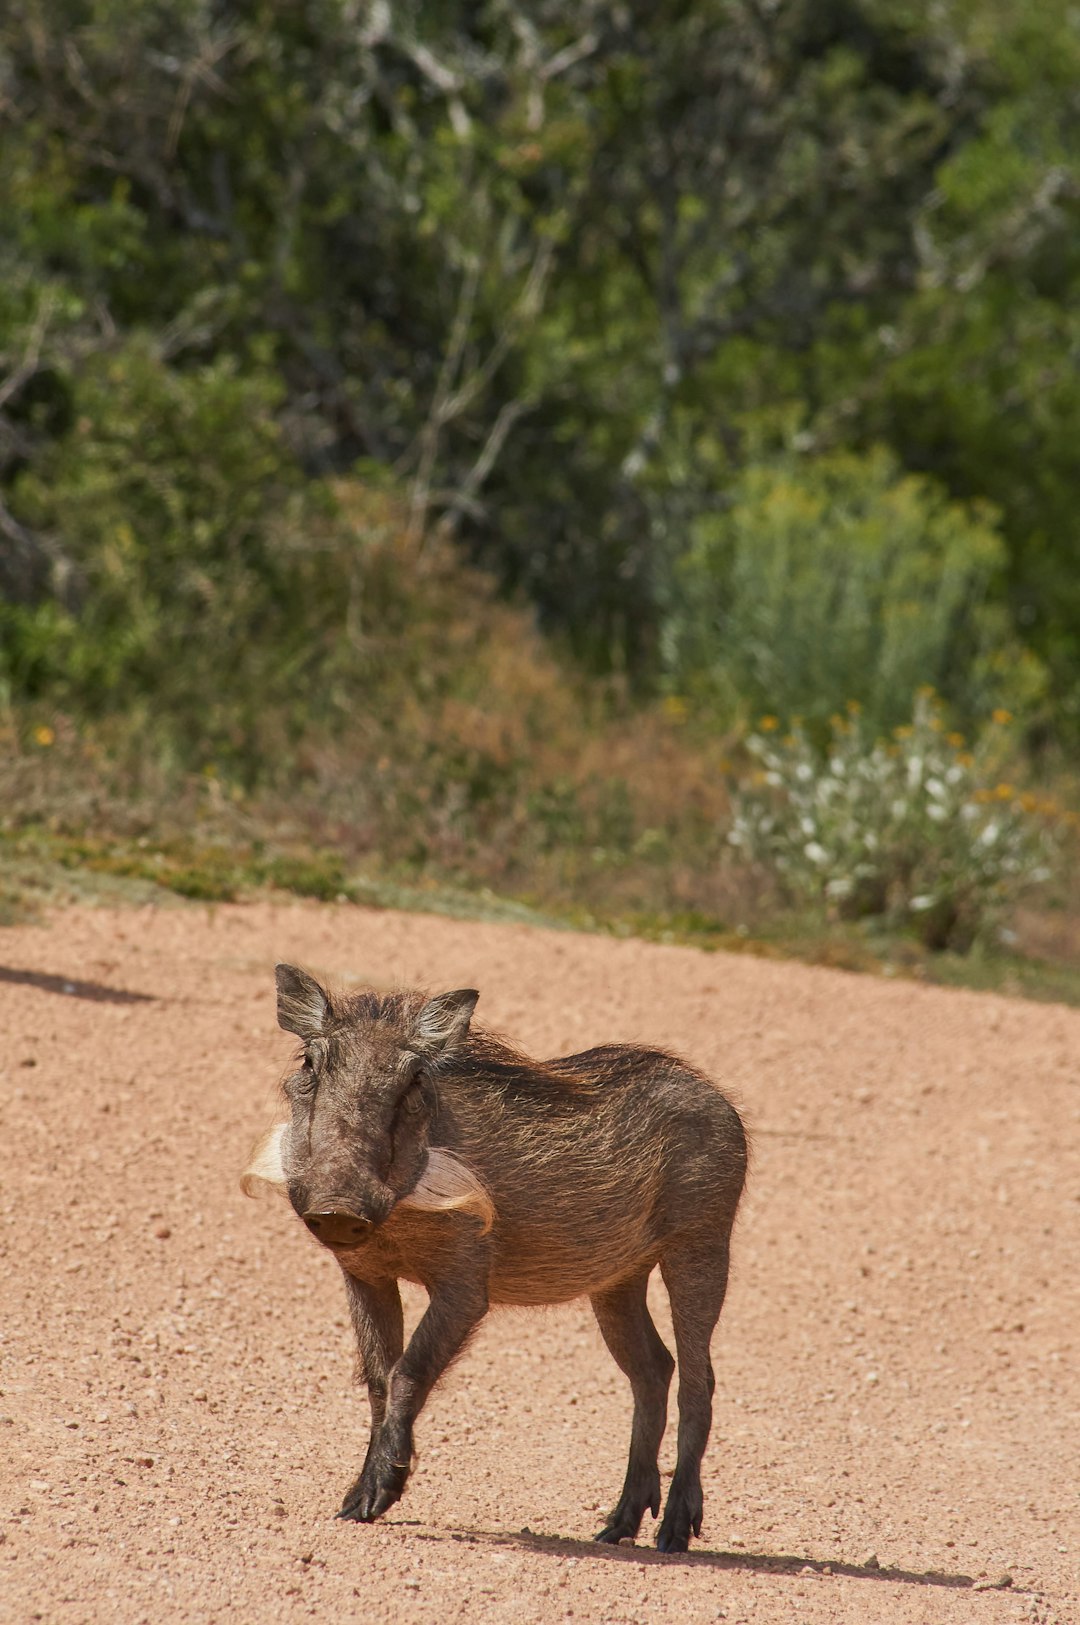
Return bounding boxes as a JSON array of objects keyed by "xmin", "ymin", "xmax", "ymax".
[{"xmin": 242, "ymin": 964, "xmax": 747, "ymax": 1552}]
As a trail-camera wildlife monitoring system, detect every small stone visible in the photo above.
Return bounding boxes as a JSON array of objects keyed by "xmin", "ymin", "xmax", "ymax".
[
  {"xmin": 617, "ymin": 1536, "xmax": 635, "ymax": 1547},
  {"xmin": 154, "ymin": 1225, "xmax": 171, "ymax": 1240},
  {"xmin": 135, "ymin": 1455, "xmax": 154, "ymax": 1468},
  {"xmin": 972, "ymin": 1574, "xmax": 1014, "ymax": 1592},
  {"xmin": 860, "ymin": 1551, "xmax": 879, "ymax": 1570}
]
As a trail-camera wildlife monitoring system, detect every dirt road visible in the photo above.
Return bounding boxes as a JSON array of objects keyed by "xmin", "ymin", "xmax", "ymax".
[{"xmin": 1, "ymin": 900, "xmax": 1076, "ymax": 1624}]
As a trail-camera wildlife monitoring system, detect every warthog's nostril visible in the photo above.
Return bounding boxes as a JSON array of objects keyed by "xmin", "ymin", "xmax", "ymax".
[{"xmin": 302, "ymin": 1210, "xmax": 372, "ymax": 1249}]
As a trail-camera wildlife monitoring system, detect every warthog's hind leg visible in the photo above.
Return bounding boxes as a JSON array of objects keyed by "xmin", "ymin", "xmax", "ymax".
[
  {"xmin": 655, "ymin": 1237, "xmax": 731, "ymax": 1554},
  {"xmin": 591, "ymin": 1268, "xmax": 675, "ymax": 1544}
]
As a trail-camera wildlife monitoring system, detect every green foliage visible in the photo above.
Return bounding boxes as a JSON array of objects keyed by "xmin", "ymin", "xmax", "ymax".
[
  {"xmin": 667, "ymin": 449, "xmax": 1044, "ymax": 737},
  {"xmin": 849, "ymin": 0, "xmax": 1080, "ymax": 716},
  {"xmin": 1, "ymin": 336, "xmax": 348, "ymax": 764},
  {"xmin": 1, "ymin": 0, "xmax": 1079, "ymax": 794},
  {"xmin": 731, "ymin": 694, "xmax": 1060, "ymax": 949}
]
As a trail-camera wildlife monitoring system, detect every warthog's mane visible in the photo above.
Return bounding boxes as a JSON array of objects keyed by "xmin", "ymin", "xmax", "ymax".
[{"xmin": 284, "ymin": 982, "xmax": 679, "ymax": 1099}]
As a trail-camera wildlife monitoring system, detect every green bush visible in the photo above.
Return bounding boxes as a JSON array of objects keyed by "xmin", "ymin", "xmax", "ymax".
[
  {"xmin": 667, "ymin": 448, "xmax": 1045, "ymax": 738},
  {"xmin": 1, "ymin": 337, "xmax": 352, "ymax": 770},
  {"xmin": 730, "ymin": 693, "xmax": 1060, "ymax": 950}
]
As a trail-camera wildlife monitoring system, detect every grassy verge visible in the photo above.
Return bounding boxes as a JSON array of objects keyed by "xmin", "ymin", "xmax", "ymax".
[
  {"xmin": 4, "ymin": 822, "xmax": 1080, "ymax": 1008},
  {"xmin": 3, "ymin": 505, "xmax": 1077, "ymax": 1006}
]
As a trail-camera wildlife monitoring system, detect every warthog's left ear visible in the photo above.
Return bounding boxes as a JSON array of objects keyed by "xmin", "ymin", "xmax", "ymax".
[{"xmin": 416, "ymin": 988, "xmax": 479, "ymax": 1053}]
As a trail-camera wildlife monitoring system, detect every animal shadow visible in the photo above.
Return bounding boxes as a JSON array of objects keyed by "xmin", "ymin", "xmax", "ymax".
[
  {"xmin": 0, "ymin": 965, "xmax": 154, "ymax": 1005},
  {"xmin": 427, "ymin": 1524, "xmax": 980, "ymax": 1591}
]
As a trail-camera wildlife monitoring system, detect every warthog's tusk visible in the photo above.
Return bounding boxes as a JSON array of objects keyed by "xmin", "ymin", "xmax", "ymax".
[
  {"xmin": 240, "ymin": 1121, "xmax": 288, "ymax": 1198},
  {"xmin": 399, "ymin": 1147, "xmax": 495, "ymax": 1235},
  {"xmin": 240, "ymin": 1129, "xmax": 494, "ymax": 1234}
]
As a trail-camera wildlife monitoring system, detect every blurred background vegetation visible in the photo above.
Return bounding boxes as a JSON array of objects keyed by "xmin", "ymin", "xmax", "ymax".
[{"xmin": 2, "ymin": 0, "xmax": 1079, "ymax": 984}]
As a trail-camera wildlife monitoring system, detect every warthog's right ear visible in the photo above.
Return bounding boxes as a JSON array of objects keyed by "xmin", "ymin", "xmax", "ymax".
[
  {"xmin": 416, "ymin": 988, "xmax": 479, "ymax": 1053},
  {"xmin": 275, "ymin": 963, "xmax": 330, "ymax": 1040}
]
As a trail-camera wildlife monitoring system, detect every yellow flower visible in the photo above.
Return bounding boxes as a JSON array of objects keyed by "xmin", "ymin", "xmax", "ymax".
[
  {"xmin": 992, "ymin": 708, "xmax": 1013, "ymax": 726},
  {"xmin": 846, "ymin": 699, "xmax": 862, "ymax": 715},
  {"xmin": 916, "ymin": 683, "xmax": 937, "ymax": 699},
  {"xmin": 994, "ymin": 782, "xmax": 1015, "ymax": 800},
  {"xmin": 893, "ymin": 725, "xmax": 914, "ymax": 740},
  {"xmin": 33, "ymin": 725, "xmax": 55, "ymax": 747},
  {"xmin": 946, "ymin": 732, "xmax": 965, "ymax": 749},
  {"xmin": 956, "ymin": 752, "xmax": 974, "ymax": 768},
  {"xmin": 758, "ymin": 715, "xmax": 780, "ymax": 732}
]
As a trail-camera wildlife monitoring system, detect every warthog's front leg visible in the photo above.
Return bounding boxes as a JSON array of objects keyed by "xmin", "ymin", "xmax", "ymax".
[
  {"xmin": 338, "ymin": 1248, "xmax": 489, "ymax": 1522},
  {"xmin": 341, "ymin": 1275, "xmax": 404, "ymax": 1484}
]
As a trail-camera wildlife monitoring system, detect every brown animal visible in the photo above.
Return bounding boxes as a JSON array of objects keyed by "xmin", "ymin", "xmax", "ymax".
[{"xmin": 242, "ymin": 964, "xmax": 747, "ymax": 1552}]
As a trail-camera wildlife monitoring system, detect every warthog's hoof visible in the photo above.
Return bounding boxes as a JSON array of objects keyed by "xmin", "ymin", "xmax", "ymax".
[
  {"xmin": 595, "ymin": 1521, "xmax": 637, "ymax": 1545},
  {"xmin": 656, "ymin": 1487, "xmax": 702, "ymax": 1553},
  {"xmin": 337, "ymin": 1455, "xmax": 409, "ymax": 1523}
]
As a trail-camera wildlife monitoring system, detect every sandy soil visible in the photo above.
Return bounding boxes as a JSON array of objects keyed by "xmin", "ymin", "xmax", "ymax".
[{"xmin": 0, "ymin": 899, "xmax": 1076, "ymax": 1625}]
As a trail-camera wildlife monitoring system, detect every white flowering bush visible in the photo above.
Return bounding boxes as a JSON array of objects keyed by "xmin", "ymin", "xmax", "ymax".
[{"xmin": 730, "ymin": 692, "xmax": 1062, "ymax": 950}]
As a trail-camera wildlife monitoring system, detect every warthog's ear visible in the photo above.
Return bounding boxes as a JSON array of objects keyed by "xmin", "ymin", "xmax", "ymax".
[
  {"xmin": 275, "ymin": 963, "xmax": 329, "ymax": 1040},
  {"xmin": 416, "ymin": 988, "xmax": 479, "ymax": 1053}
]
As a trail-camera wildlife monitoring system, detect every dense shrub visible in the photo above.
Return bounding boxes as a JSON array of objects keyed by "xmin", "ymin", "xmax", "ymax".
[
  {"xmin": 668, "ymin": 449, "xmax": 1046, "ymax": 738},
  {"xmin": 0, "ymin": 338, "xmax": 361, "ymax": 768}
]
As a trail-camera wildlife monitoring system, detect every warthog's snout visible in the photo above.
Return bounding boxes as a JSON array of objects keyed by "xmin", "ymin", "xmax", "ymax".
[{"xmin": 302, "ymin": 1209, "xmax": 374, "ymax": 1249}]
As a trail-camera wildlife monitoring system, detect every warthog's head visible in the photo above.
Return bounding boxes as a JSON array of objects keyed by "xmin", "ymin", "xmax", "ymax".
[{"xmin": 247, "ymin": 964, "xmax": 487, "ymax": 1252}]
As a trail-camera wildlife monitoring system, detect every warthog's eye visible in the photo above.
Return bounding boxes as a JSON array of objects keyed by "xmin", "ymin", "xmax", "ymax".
[
  {"xmin": 288, "ymin": 1054, "xmax": 317, "ymax": 1097},
  {"xmin": 396, "ymin": 1057, "xmax": 428, "ymax": 1117},
  {"xmin": 402, "ymin": 1077, "xmax": 426, "ymax": 1115}
]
